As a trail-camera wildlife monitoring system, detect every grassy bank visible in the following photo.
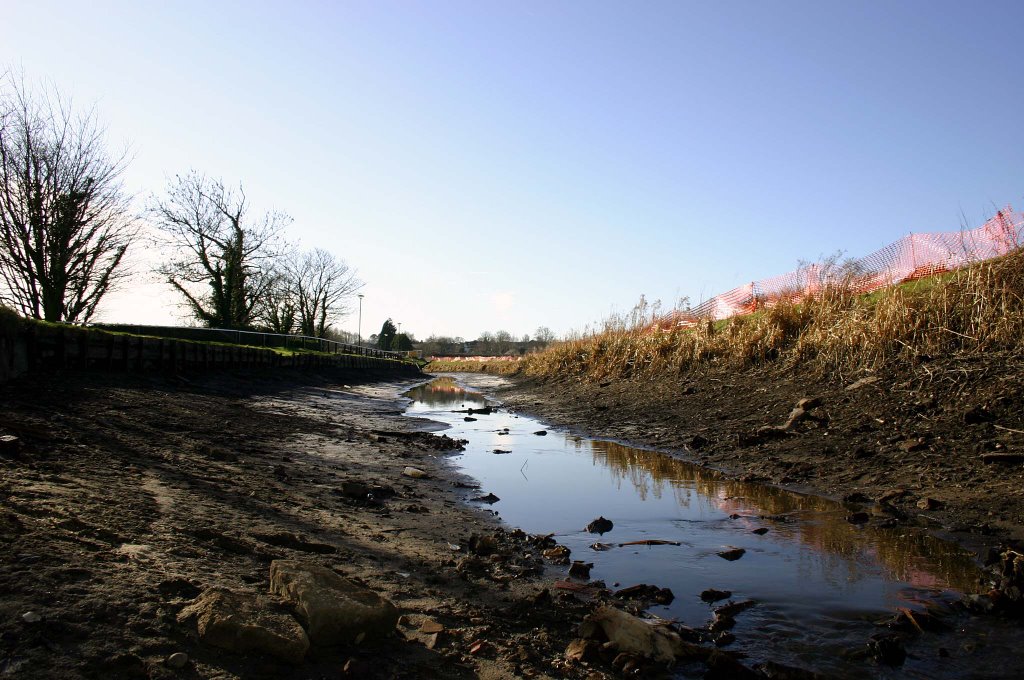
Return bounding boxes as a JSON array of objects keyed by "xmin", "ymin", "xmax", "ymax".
[
  {"xmin": 434, "ymin": 249, "xmax": 1024, "ymax": 382},
  {"xmin": 425, "ymin": 359, "xmax": 522, "ymax": 375}
]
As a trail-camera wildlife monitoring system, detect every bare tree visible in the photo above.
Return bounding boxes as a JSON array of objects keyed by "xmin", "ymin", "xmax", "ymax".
[
  {"xmin": 0, "ymin": 73, "xmax": 137, "ymax": 322},
  {"xmin": 150, "ymin": 171, "xmax": 287, "ymax": 328},
  {"xmin": 290, "ymin": 248, "xmax": 362, "ymax": 337},
  {"xmin": 534, "ymin": 326, "xmax": 556, "ymax": 344},
  {"xmin": 256, "ymin": 265, "xmax": 296, "ymax": 334}
]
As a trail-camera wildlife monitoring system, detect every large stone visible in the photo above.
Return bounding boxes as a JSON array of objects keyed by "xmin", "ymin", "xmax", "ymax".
[
  {"xmin": 177, "ymin": 588, "xmax": 309, "ymax": 664},
  {"xmin": 583, "ymin": 605, "xmax": 708, "ymax": 664},
  {"xmin": 269, "ymin": 560, "xmax": 398, "ymax": 646}
]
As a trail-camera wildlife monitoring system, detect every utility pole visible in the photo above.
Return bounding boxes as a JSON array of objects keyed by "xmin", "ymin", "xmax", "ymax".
[{"xmin": 357, "ymin": 294, "xmax": 364, "ymax": 345}]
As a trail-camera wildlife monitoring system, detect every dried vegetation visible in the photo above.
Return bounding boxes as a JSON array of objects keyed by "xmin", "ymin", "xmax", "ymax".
[{"xmin": 437, "ymin": 249, "xmax": 1024, "ymax": 381}]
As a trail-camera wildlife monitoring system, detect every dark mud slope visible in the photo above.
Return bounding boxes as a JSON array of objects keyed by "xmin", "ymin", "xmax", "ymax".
[{"xmin": 498, "ymin": 352, "xmax": 1024, "ymax": 550}]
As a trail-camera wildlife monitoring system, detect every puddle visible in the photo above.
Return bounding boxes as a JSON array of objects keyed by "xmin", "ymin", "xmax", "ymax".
[{"xmin": 405, "ymin": 376, "xmax": 1022, "ymax": 678}]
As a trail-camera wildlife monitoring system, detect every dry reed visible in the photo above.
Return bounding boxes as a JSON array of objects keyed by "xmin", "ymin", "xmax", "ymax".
[{"xmin": 519, "ymin": 249, "xmax": 1024, "ymax": 382}]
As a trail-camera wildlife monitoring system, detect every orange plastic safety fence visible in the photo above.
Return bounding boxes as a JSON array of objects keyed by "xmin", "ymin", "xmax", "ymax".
[{"xmin": 669, "ymin": 206, "xmax": 1023, "ymax": 327}]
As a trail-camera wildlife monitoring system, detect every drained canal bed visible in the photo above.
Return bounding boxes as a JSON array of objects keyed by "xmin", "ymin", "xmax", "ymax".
[{"xmin": 406, "ymin": 375, "xmax": 1022, "ymax": 678}]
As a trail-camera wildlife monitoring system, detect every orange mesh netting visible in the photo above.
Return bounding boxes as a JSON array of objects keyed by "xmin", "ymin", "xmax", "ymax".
[{"xmin": 666, "ymin": 207, "xmax": 1024, "ymax": 327}]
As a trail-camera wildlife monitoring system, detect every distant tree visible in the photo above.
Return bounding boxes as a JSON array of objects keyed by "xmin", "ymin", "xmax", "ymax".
[
  {"xmin": 322, "ymin": 327, "xmax": 356, "ymax": 344},
  {"xmin": 417, "ymin": 335, "xmax": 464, "ymax": 356},
  {"xmin": 377, "ymin": 318, "xmax": 397, "ymax": 350},
  {"xmin": 257, "ymin": 267, "xmax": 296, "ymax": 334},
  {"xmin": 290, "ymin": 248, "xmax": 362, "ymax": 337},
  {"xmin": 0, "ymin": 73, "xmax": 138, "ymax": 322},
  {"xmin": 393, "ymin": 333, "xmax": 414, "ymax": 351},
  {"xmin": 151, "ymin": 171, "xmax": 287, "ymax": 328},
  {"xmin": 534, "ymin": 326, "xmax": 556, "ymax": 344}
]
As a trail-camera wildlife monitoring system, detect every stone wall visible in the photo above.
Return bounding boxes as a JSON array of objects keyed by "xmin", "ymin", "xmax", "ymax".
[{"xmin": 0, "ymin": 323, "xmax": 420, "ymax": 383}]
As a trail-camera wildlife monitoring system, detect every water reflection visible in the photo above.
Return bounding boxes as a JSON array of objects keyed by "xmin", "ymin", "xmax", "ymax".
[
  {"xmin": 404, "ymin": 377, "xmax": 485, "ymax": 408},
  {"xmin": 589, "ymin": 439, "xmax": 979, "ymax": 592},
  {"xmin": 403, "ymin": 377, "xmax": 991, "ymax": 676}
]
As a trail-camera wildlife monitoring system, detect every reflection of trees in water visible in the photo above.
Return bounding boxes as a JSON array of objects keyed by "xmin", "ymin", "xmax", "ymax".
[
  {"xmin": 407, "ymin": 378, "xmax": 487, "ymax": 408},
  {"xmin": 588, "ymin": 440, "xmax": 980, "ymax": 592}
]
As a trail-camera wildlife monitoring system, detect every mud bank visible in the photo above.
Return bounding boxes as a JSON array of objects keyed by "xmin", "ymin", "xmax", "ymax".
[
  {"xmin": 494, "ymin": 352, "xmax": 1024, "ymax": 552},
  {"xmin": 0, "ymin": 369, "xmax": 594, "ymax": 679}
]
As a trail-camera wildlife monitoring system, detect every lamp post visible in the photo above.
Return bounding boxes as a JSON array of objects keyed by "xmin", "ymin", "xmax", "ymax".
[{"xmin": 357, "ymin": 294, "xmax": 364, "ymax": 346}]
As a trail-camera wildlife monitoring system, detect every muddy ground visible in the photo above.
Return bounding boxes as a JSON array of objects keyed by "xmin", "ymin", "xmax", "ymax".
[
  {"xmin": 0, "ymin": 369, "xmax": 605, "ymax": 680},
  {"xmin": 2, "ymin": 355, "xmax": 1023, "ymax": 680},
  {"xmin": 496, "ymin": 351, "xmax": 1024, "ymax": 553}
]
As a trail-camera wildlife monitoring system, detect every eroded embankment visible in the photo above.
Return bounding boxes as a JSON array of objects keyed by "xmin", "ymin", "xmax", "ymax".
[{"xmin": 496, "ymin": 353, "xmax": 1024, "ymax": 551}]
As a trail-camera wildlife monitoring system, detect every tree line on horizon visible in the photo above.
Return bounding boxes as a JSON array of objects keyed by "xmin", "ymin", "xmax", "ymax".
[{"xmin": 0, "ymin": 72, "xmax": 360, "ymax": 338}]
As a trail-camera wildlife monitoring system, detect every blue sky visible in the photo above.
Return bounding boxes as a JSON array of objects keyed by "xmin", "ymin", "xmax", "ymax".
[{"xmin": 2, "ymin": 1, "xmax": 1021, "ymax": 340}]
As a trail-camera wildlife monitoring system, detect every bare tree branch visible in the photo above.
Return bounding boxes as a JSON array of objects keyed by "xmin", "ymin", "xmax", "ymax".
[
  {"xmin": 0, "ymin": 72, "xmax": 137, "ymax": 322},
  {"xmin": 149, "ymin": 171, "xmax": 289, "ymax": 328}
]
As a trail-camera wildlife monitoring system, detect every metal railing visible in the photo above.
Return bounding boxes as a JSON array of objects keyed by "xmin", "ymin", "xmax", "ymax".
[{"xmin": 89, "ymin": 324, "xmax": 407, "ymax": 360}]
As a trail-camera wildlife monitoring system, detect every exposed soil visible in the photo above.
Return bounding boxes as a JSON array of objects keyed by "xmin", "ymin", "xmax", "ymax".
[
  {"xmin": 495, "ymin": 351, "xmax": 1024, "ymax": 554},
  {"xmin": 3, "ymin": 354, "xmax": 1023, "ymax": 679},
  {"xmin": 0, "ymin": 369, "xmax": 599, "ymax": 679}
]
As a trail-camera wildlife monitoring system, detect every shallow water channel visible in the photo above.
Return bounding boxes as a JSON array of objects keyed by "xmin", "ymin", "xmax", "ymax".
[{"xmin": 404, "ymin": 375, "xmax": 1017, "ymax": 678}]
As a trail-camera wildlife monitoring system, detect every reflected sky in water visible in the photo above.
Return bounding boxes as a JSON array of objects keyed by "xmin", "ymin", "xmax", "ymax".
[{"xmin": 404, "ymin": 378, "xmax": 993, "ymax": 677}]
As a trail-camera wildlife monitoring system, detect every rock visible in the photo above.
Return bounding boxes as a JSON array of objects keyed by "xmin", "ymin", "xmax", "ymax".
[
  {"xmin": 700, "ymin": 589, "xmax": 732, "ymax": 603},
  {"xmin": 713, "ymin": 631, "xmax": 735, "ymax": 647},
  {"xmin": 165, "ymin": 652, "xmax": 189, "ymax": 669},
  {"xmin": 456, "ymin": 555, "xmax": 486, "ymax": 575},
  {"xmin": 901, "ymin": 438, "xmax": 928, "ymax": 452},
  {"xmin": 846, "ymin": 512, "xmax": 870, "ymax": 524},
  {"xmin": 565, "ymin": 638, "xmax": 600, "ymax": 662},
  {"xmin": 585, "ymin": 516, "xmax": 614, "ymax": 534},
  {"xmin": 867, "ymin": 633, "xmax": 906, "ymax": 666},
  {"xmin": 472, "ymin": 492, "xmax": 500, "ymax": 504},
  {"xmin": 533, "ymin": 430, "xmax": 548, "ymax": 436},
  {"xmin": 468, "ymin": 534, "xmax": 497, "ymax": 555},
  {"xmin": 796, "ymin": 397, "xmax": 822, "ymax": 410},
  {"xmin": 916, "ymin": 497, "xmax": 943, "ymax": 511},
  {"xmin": 773, "ymin": 397, "xmax": 824, "ymax": 432},
  {"xmin": 21, "ymin": 611, "xmax": 41, "ymax": 624},
  {"xmin": 543, "ymin": 545, "xmax": 571, "ymax": 561},
  {"xmin": 845, "ymin": 376, "xmax": 880, "ymax": 391},
  {"xmin": 491, "ymin": 449, "xmax": 511, "ymax": 454},
  {"xmin": 177, "ymin": 588, "xmax": 309, "ymax": 664},
  {"xmin": 752, "ymin": 527, "xmax": 769, "ymax": 535},
  {"xmin": 402, "ymin": 467, "xmax": 427, "ymax": 479},
  {"xmin": 583, "ymin": 605, "xmax": 708, "ymax": 664},
  {"xmin": 568, "ymin": 561, "xmax": 594, "ymax": 579},
  {"xmin": 338, "ymin": 480, "xmax": 370, "ymax": 499},
  {"xmin": 715, "ymin": 600, "xmax": 756, "ymax": 618},
  {"xmin": 717, "ymin": 548, "xmax": 746, "ymax": 561},
  {"xmin": 419, "ymin": 620, "xmax": 444, "ymax": 634},
  {"xmin": 615, "ymin": 584, "xmax": 675, "ymax": 604},
  {"xmin": 269, "ymin": 560, "xmax": 398, "ymax": 646},
  {"xmin": 464, "ymin": 416, "xmax": 477, "ymax": 422},
  {"xmin": 843, "ymin": 492, "xmax": 872, "ymax": 504}
]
